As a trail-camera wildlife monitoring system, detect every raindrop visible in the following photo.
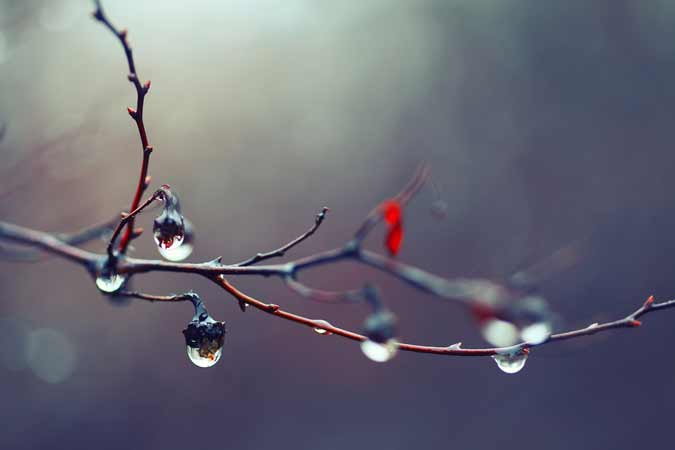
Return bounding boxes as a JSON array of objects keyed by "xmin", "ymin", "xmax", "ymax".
[
  {"xmin": 492, "ymin": 351, "xmax": 528, "ymax": 374},
  {"xmin": 158, "ymin": 242, "xmax": 192, "ymax": 261},
  {"xmin": 313, "ymin": 320, "xmax": 333, "ymax": 335},
  {"xmin": 183, "ymin": 319, "xmax": 225, "ymax": 368},
  {"xmin": 520, "ymin": 321, "xmax": 552, "ymax": 345},
  {"xmin": 360, "ymin": 339, "xmax": 398, "ymax": 363},
  {"xmin": 158, "ymin": 219, "xmax": 193, "ymax": 261},
  {"xmin": 95, "ymin": 272, "xmax": 126, "ymax": 293},
  {"xmin": 154, "ymin": 230, "xmax": 184, "ymax": 251},
  {"xmin": 481, "ymin": 319, "xmax": 519, "ymax": 347},
  {"xmin": 26, "ymin": 328, "xmax": 76, "ymax": 383},
  {"xmin": 187, "ymin": 346, "xmax": 222, "ymax": 368}
]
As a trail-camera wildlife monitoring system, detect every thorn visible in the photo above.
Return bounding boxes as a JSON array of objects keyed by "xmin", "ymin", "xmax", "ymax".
[
  {"xmin": 238, "ymin": 299, "xmax": 247, "ymax": 312},
  {"xmin": 144, "ymin": 145, "xmax": 153, "ymax": 154},
  {"xmin": 644, "ymin": 295, "xmax": 655, "ymax": 309},
  {"xmin": 92, "ymin": 9, "xmax": 104, "ymax": 22},
  {"xmin": 447, "ymin": 342, "xmax": 462, "ymax": 350},
  {"xmin": 628, "ymin": 319, "xmax": 642, "ymax": 327},
  {"xmin": 267, "ymin": 304, "xmax": 280, "ymax": 312},
  {"xmin": 119, "ymin": 28, "xmax": 128, "ymax": 41},
  {"xmin": 127, "ymin": 107, "xmax": 137, "ymax": 119}
]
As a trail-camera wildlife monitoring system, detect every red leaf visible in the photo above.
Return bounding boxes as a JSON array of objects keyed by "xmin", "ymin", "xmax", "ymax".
[
  {"xmin": 386, "ymin": 223, "xmax": 404, "ymax": 256},
  {"xmin": 382, "ymin": 200, "xmax": 401, "ymax": 225}
]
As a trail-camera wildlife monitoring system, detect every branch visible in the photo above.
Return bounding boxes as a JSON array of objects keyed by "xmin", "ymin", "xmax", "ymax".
[
  {"xmin": 235, "ymin": 207, "xmax": 329, "ymax": 266},
  {"xmin": 93, "ymin": 1, "xmax": 153, "ymax": 255},
  {"xmin": 3, "ymin": 216, "xmax": 674, "ymax": 357}
]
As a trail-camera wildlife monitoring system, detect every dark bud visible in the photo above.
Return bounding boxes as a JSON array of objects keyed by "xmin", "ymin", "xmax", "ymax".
[{"xmin": 363, "ymin": 310, "xmax": 397, "ymax": 344}]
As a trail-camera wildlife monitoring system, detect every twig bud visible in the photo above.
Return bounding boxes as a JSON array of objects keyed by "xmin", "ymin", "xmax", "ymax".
[
  {"xmin": 644, "ymin": 295, "xmax": 655, "ymax": 309},
  {"xmin": 127, "ymin": 107, "xmax": 137, "ymax": 119}
]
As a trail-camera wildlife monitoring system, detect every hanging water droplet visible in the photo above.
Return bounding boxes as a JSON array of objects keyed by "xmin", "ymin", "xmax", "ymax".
[
  {"xmin": 158, "ymin": 242, "xmax": 193, "ymax": 261},
  {"xmin": 360, "ymin": 339, "xmax": 398, "ymax": 363},
  {"xmin": 186, "ymin": 346, "xmax": 222, "ymax": 368},
  {"xmin": 154, "ymin": 230, "xmax": 184, "ymax": 250},
  {"xmin": 158, "ymin": 219, "xmax": 194, "ymax": 261},
  {"xmin": 480, "ymin": 319, "xmax": 519, "ymax": 347},
  {"xmin": 520, "ymin": 321, "xmax": 552, "ymax": 345},
  {"xmin": 492, "ymin": 351, "xmax": 528, "ymax": 374},
  {"xmin": 312, "ymin": 319, "xmax": 333, "ymax": 335},
  {"xmin": 153, "ymin": 206, "xmax": 185, "ymax": 251},
  {"xmin": 183, "ymin": 318, "xmax": 226, "ymax": 369},
  {"xmin": 95, "ymin": 272, "xmax": 126, "ymax": 293}
]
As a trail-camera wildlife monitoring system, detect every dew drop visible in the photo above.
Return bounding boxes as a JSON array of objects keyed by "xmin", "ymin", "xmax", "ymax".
[
  {"xmin": 520, "ymin": 321, "xmax": 552, "ymax": 345},
  {"xmin": 492, "ymin": 351, "xmax": 528, "ymax": 374},
  {"xmin": 158, "ymin": 243, "xmax": 193, "ymax": 261},
  {"xmin": 480, "ymin": 319, "xmax": 519, "ymax": 347},
  {"xmin": 313, "ymin": 319, "xmax": 333, "ymax": 335},
  {"xmin": 187, "ymin": 346, "xmax": 222, "ymax": 368},
  {"xmin": 95, "ymin": 272, "xmax": 126, "ymax": 293},
  {"xmin": 154, "ymin": 231, "xmax": 184, "ymax": 251},
  {"xmin": 360, "ymin": 339, "xmax": 398, "ymax": 363}
]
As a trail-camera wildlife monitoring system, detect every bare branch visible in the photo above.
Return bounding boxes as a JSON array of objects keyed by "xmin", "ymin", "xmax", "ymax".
[
  {"xmin": 236, "ymin": 207, "xmax": 329, "ymax": 266},
  {"xmin": 93, "ymin": 0, "xmax": 154, "ymax": 255}
]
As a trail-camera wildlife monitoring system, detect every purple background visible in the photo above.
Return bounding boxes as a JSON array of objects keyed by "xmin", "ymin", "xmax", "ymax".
[{"xmin": 1, "ymin": 1, "xmax": 675, "ymax": 449}]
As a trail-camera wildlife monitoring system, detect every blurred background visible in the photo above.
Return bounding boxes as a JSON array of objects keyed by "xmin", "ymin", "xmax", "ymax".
[{"xmin": 2, "ymin": 0, "xmax": 675, "ymax": 448}]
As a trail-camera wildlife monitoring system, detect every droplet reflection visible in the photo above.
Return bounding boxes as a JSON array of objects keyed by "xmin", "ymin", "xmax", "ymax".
[
  {"xmin": 360, "ymin": 339, "xmax": 398, "ymax": 363},
  {"xmin": 95, "ymin": 272, "xmax": 126, "ymax": 293},
  {"xmin": 492, "ymin": 351, "xmax": 528, "ymax": 374},
  {"xmin": 26, "ymin": 328, "xmax": 76, "ymax": 383}
]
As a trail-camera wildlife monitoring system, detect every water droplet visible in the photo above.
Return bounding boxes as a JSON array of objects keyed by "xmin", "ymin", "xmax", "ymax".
[
  {"xmin": 95, "ymin": 272, "xmax": 126, "ymax": 293},
  {"xmin": 520, "ymin": 321, "xmax": 552, "ymax": 345},
  {"xmin": 187, "ymin": 346, "xmax": 222, "ymax": 368},
  {"xmin": 158, "ymin": 242, "xmax": 193, "ymax": 261},
  {"xmin": 183, "ymin": 319, "xmax": 225, "ymax": 368},
  {"xmin": 360, "ymin": 339, "xmax": 398, "ymax": 363},
  {"xmin": 492, "ymin": 351, "xmax": 528, "ymax": 374},
  {"xmin": 157, "ymin": 219, "xmax": 194, "ymax": 261},
  {"xmin": 481, "ymin": 319, "xmax": 519, "ymax": 347},
  {"xmin": 313, "ymin": 319, "xmax": 333, "ymax": 335},
  {"xmin": 154, "ymin": 231, "xmax": 184, "ymax": 250}
]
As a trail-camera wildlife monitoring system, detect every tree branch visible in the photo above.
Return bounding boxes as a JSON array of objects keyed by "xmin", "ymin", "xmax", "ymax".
[{"xmin": 93, "ymin": 1, "xmax": 153, "ymax": 255}]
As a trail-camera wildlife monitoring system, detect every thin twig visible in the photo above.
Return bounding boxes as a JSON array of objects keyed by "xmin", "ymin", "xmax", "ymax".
[
  {"xmin": 93, "ymin": 1, "xmax": 153, "ymax": 254},
  {"xmin": 235, "ymin": 207, "xmax": 329, "ymax": 266}
]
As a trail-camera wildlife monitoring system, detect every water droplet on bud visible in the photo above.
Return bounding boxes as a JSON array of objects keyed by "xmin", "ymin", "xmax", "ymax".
[
  {"xmin": 157, "ymin": 219, "xmax": 194, "ymax": 261},
  {"xmin": 492, "ymin": 351, "xmax": 528, "ymax": 374},
  {"xmin": 183, "ymin": 318, "xmax": 225, "ymax": 368},
  {"xmin": 154, "ymin": 230, "xmax": 184, "ymax": 250},
  {"xmin": 481, "ymin": 319, "xmax": 519, "ymax": 347},
  {"xmin": 360, "ymin": 339, "xmax": 398, "ymax": 363},
  {"xmin": 95, "ymin": 272, "xmax": 126, "ymax": 293},
  {"xmin": 186, "ymin": 346, "xmax": 222, "ymax": 368},
  {"xmin": 313, "ymin": 319, "xmax": 333, "ymax": 335},
  {"xmin": 520, "ymin": 321, "xmax": 552, "ymax": 345}
]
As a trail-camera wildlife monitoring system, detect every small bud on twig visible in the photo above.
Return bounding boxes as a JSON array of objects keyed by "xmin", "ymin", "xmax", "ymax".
[
  {"xmin": 644, "ymin": 295, "xmax": 655, "ymax": 309},
  {"xmin": 628, "ymin": 319, "xmax": 642, "ymax": 327},
  {"xmin": 127, "ymin": 107, "xmax": 137, "ymax": 119}
]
